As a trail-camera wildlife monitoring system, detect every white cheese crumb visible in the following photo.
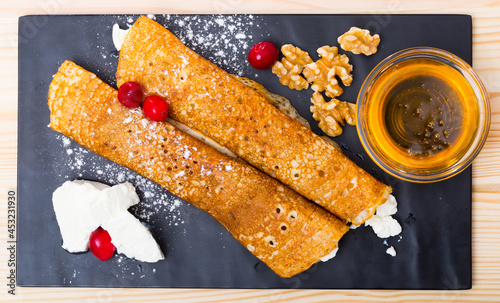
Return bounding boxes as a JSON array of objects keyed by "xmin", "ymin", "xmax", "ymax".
[
  {"xmin": 112, "ymin": 24, "xmax": 130, "ymax": 51},
  {"xmin": 386, "ymin": 246, "xmax": 397, "ymax": 257},
  {"xmin": 365, "ymin": 195, "xmax": 402, "ymax": 238},
  {"xmin": 376, "ymin": 194, "xmax": 397, "ymax": 217},
  {"xmin": 320, "ymin": 247, "xmax": 339, "ymax": 262},
  {"xmin": 365, "ymin": 215, "xmax": 402, "ymax": 238}
]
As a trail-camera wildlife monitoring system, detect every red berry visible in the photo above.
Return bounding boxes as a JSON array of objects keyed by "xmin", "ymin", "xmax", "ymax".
[
  {"xmin": 248, "ymin": 41, "xmax": 279, "ymax": 70},
  {"xmin": 143, "ymin": 95, "xmax": 169, "ymax": 121},
  {"xmin": 118, "ymin": 81, "xmax": 143, "ymax": 108},
  {"xmin": 89, "ymin": 227, "xmax": 115, "ymax": 261}
]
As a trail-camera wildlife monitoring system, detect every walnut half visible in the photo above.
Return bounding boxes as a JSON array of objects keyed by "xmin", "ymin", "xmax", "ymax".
[
  {"xmin": 302, "ymin": 46, "xmax": 353, "ymax": 98},
  {"xmin": 338, "ymin": 27, "xmax": 380, "ymax": 56},
  {"xmin": 310, "ymin": 92, "xmax": 356, "ymax": 137},
  {"xmin": 271, "ymin": 44, "xmax": 312, "ymax": 91}
]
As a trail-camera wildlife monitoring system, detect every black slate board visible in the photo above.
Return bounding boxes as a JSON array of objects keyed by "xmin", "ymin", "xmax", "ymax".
[{"xmin": 17, "ymin": 14, "xmax": 472, "ymax": 289}]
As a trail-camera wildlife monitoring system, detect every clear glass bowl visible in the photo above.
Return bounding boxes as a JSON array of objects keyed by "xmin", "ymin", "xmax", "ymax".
[{"xmin": 357, "ymin": 47, "xmax": 490, "ymax": 183}]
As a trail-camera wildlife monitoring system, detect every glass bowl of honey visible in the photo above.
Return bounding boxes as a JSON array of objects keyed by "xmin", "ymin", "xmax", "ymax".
[{"xmin": 357, "ymin": 47, "xmax": 490, "ymax": 183}]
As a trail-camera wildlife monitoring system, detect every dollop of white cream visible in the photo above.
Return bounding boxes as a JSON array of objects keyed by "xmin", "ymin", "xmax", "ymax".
[
  {"xmin": 320, "ymin": 247, "xmax": 339, "ymax": 262},
  {"xmin": 52, "ymin": 180, "xmax": 164, "ymax": 262},
  {"xmin": 365, "ymin": 195, "xmax": 402, "ymax": 238},
  {"xmin": 112, "ymin": 24, "xmax": 130, "ymax": 51}
]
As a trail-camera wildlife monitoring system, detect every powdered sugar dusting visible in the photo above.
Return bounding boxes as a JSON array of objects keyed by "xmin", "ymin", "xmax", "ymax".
[
  {"xmin": 55, "ymin": 134, "xmax": 186, "ymax": 229},
  {"xmin": 96, "ymin": 14, "xmax": 266, "ymax": 89},
  {"xmin": 159, "ymin": 14, "xmax": 263, "ymax": 76},
  {"xmin": 183, "ymin": 148, "xmax": 191, "ymax": 159},
  {"xmin": 62, "ymin": 137, "xmax": 71, "ymax": 146}
]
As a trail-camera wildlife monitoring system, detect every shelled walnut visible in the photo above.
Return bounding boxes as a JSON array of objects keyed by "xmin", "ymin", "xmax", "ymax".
[
  {"xmin": 310, "ymin": 92, "xmax": 356, "ymax": 137},
  {"xmin": 271, "ymin": 44, "xmax": 312, "ymax": 90},
  {"xmin": 338, "ymin": 27, "xmax": 380, "ymax": 56},
  {"xmin": 302, "ymin": 46, "xmax": 353, "ymax": 98}
]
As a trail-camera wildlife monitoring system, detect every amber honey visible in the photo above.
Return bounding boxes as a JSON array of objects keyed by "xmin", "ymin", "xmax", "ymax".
[{"xmin": 365, "ymin": 58, "xmax": 480, "ymax": 172}]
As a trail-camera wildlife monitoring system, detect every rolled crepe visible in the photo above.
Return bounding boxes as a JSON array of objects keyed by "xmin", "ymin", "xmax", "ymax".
[
  {"xmin": 116, "ymin": 16, "xmax": 392, "ymax": 225},
  {"xmin": 48, "ymin": 61, "xmax": 349, "ymax": 278}
]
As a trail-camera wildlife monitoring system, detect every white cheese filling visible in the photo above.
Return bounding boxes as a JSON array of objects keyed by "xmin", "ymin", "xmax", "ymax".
[
  {"xmin": 321, "ymin": 195, "xmax": 402, "ymax": 262},
  {"xmin": 52, "ymin": 180, "xmax": 164, "ymax": 262},
  {"xmin": 365, "ymin": 194, "xmax": 402, "ymax": 238},
  {"xmin": 320, "ymin": 247, "xmax": 339, "ymax": 262}
]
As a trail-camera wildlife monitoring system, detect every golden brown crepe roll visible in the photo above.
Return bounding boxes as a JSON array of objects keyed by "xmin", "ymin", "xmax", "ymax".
[
  {"xmin": 48, "ymin": 61, "xmax": 349, "ymax": 278},
  {"xmin": 116, "ymin": 16, "xmax": 392, "ymax": 225}
]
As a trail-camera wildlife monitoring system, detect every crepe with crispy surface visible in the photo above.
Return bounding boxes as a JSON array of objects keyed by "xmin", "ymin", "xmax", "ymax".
[
  {"xmin": 116, "ymin": 16, "xmax": 392, "ymax": 225},
  {"xmin": 48, "ymin": 60, "xmax": 349, "ymax": 278}
]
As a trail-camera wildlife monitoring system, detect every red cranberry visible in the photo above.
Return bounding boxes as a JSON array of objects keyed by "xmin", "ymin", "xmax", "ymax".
[
  {"xmin": 248, "ymin": 41, "xmax": 279, "ymax": 70},
  {"xmin": 89, "ymin": 227, "xmax": 115, "ymax": 261},
  {"xmin": 143, "ymin": 95, "xmax": 169, "ymax": 121},
  {"xmin": 118, "ymin": 81, "xmax": 143, "ymax": 108}
]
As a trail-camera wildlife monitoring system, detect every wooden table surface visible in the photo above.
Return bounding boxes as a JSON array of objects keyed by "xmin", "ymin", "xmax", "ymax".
[{"xmin": 1, "ymin": 0, "xmax": 499, "ymax": 302}]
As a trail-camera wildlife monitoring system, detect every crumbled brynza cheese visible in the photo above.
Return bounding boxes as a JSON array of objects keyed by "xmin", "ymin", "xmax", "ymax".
[
  {"xmin": 52, "ymin": 180, "xmax": 164, "ymax": 262},
  {"xmin": 320, "ymin": 247, "xmax": 339, "ymax": 262},
  {"xmin": 386, "ymin": 246, "xmax": 397, "ymax": 257},
  {"xmin": 112, "ymin": 24, "xmax": 130, "ymax": 51},
  {"xmin": 365, "ymin": 195, "xmax": 402, "ymax": 238}
]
